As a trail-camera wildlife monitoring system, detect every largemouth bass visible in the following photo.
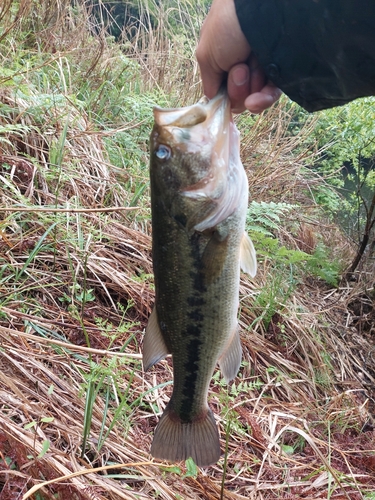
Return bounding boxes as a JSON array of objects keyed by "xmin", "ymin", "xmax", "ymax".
[{"xmin": 143, "ymin": 91, "xmax": 257, "ymax": 467}]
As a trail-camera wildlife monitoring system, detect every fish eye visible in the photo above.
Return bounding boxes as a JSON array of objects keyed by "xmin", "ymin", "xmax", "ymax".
[{"xmin": 155, "ymin": 144, "xmax": 171, "ymax": 160}]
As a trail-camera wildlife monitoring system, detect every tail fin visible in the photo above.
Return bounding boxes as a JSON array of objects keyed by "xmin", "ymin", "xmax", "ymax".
[{"xmin": 150, "ymin": 407, "xmax": 221, "ymax": 467}]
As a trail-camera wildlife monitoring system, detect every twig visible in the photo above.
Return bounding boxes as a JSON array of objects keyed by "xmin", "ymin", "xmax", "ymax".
[
  {"xmin": 22, "ymin": 461, "xmax": 154, "ymax": 499},
  {"xmin": 0, "ymin": 325, "xmax": 143, "ymax": 359},
  {"xmin": 0, "ymin": 206, "xmax": 140, "ymax": 213}
]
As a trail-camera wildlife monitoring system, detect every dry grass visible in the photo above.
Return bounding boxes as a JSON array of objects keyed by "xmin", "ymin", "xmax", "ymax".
[{"xmin": 1, "ymin": 1, "xmax": 375, "ymax": 499}]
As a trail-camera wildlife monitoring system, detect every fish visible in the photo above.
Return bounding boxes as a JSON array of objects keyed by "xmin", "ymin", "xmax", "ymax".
[{"xmin": 143, "ymin": 90, "xmax": 257, "ymax": 467}]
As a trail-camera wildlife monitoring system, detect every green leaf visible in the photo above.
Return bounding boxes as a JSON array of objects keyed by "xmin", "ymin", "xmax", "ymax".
[
  {"xmin": 281, "ymin": 444, "xmax": 294, "ymax": 455},
  {"xmin": 41, "ymin": 416, "xmax": 54, "ymax": 423},
  {"xmin": 183, "ymin": 457, "xmax": 199, "ymax": 478},
  {"xmin": 37, "ymin": 440, "xmax": 50, "ymax": 458},
  {"xmin": 24, "ymin": 421, "xmax": 37, "ymax": 429},
  {"xmin": 159, "ymin": 465, "xmax": 182, "ymax": 474},
  {"xmin": 247, "ymin": 201, "xmax": 297, "ymax": 235}
]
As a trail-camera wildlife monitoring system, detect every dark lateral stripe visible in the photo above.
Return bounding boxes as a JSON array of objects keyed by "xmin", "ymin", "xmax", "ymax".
[
  {"xmin": 177, "ymin": 232, "xmax": 209, "ymax": 422},
  {"xmin": 189, "ymin": 270, "xmax": 207, "ymax": 293},
  {"xmin": 188, "ymin": 309, "xmax": 204, "ymax": 322},
  {"xmin": 187, "ymin": 296, "xmax": 205, "ymax": 307},
  {"xmin": 179, "ymin": 336, "xmax": 203, "ymax": 422}
]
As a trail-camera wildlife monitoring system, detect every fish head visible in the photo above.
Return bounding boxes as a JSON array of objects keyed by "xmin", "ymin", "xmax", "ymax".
[{"xmin": 150, "ymin": 91, "xmax": 248, "ymax": 232}]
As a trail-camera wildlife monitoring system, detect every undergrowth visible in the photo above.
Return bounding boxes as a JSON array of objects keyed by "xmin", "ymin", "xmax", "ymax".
[{"xmin": 0, "ymin": 1, "xmax": 374, "ymax": 500}]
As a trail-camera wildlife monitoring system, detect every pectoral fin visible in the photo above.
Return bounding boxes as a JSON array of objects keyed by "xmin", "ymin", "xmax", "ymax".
[
  {"xmin": 218, "ymin": 326, "xmax": 242, "ymax": 382},
  {"xmin": 240, "ymin": 232, "xmax": 257, "ymax": 277},
  {"xmin": 143, "ymin": 307, "xmax": 169, "ymax": 371},
  {"xmin": 201, "ymin": 230, "xmax": 229, "ymax": 284}
]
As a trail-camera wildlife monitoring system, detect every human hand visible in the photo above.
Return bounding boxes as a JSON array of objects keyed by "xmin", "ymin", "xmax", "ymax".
[{"xmin": 196, "ymin": 0, "xmax": 282, "ymax": 113}]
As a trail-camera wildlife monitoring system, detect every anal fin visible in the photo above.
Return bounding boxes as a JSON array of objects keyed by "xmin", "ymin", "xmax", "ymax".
[
  {"xmin": 143, "ymin": 307, "xmax": 169, "ymax": 371},
  {"xmin": 218, "ymin": 326, "xmax": 242, "ymax": 382},
  {"xmin": 240, "ymin": 232, "xmax": 257, "ymax": 277}
]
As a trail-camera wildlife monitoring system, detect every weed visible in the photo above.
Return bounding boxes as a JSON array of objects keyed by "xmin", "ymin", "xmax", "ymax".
[
  {"xmin": 247, "ymin": 200, "xmax": 298, "ymax": 236},
  {"xmin": 305, "ymin": 242, "xmax": 342, "ymax": 285},
  {"xmin": 252, "ymin": 262, "xmax": 297, "ymax": 329},
  {"xmin": 0, "ymin": 1, "xmax": 373, "ymax": 499}
]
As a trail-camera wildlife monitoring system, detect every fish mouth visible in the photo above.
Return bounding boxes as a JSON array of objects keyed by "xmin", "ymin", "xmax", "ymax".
[
  {"xmin": 152, "ymin": 90, "xmax": 231, "ymax": 180},
  {"xmin": 152, "ymin": 91, "xmax": 246, "ymax": 232},
  {"xmin": 153, "ymin": 90, "xmax": 230, "ymax": 135}
]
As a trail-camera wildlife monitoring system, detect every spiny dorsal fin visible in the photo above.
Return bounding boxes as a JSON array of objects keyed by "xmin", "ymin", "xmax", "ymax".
[
  {"xmin": 143, "ymin": 307, "xmax": 169, "ymax": 371},
  {"xmin": 240, "ymin": 232, "xmax": 257, "ymax": 277}
]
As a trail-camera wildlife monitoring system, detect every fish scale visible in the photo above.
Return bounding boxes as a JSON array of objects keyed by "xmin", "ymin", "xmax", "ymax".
[{"xmin": 143, "ymin": 90, "xmax": 257, "ymax": 466}]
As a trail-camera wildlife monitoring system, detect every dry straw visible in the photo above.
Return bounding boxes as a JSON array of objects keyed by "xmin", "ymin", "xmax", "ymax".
[{"xmin": 0, "ymin": 1, "xmax": 374, "ymax": 499}]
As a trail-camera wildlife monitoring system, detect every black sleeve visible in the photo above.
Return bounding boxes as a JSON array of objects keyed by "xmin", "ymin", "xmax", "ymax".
[{"xmin": 234, "ymin": 0, "xmax": 375, "ymax": 112}]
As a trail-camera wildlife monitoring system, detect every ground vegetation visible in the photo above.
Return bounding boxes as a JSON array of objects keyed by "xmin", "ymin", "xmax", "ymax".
[{"xmin": 0, "ymin": 1, "xmax": 374, "ymax": 499}]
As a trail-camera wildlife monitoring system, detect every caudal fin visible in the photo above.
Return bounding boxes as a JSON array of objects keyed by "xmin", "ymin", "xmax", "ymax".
[{"xmin": 150, "ymin": 407, "xmax": 221, "ymax": 467}]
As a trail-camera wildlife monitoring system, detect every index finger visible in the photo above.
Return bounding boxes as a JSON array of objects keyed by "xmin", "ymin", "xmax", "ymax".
[{"xmin": 196, "ymin": 46, "xmax": 224, "ymax": 99}]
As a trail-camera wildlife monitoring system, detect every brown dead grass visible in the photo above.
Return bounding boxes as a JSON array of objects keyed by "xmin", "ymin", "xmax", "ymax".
[{"xmin": 0, "ymin": 1, "xmax": 375, "ymax": 499}]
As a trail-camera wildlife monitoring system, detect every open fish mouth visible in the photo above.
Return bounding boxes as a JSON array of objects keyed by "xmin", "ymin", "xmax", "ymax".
[
  {"xmin": 151, "ymin": 90, "xmax": 231, "ymax": 165},
  {"xmin": 151, "ymin": 91, "xmax": 243, "ymax": 232},
  {"xmin": 153, "ymin": 90, "xmax": 229, "ymax": 129}
]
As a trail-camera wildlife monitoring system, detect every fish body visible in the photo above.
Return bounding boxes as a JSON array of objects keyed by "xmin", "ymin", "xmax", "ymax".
[{"xmin": 143, "ymin": 92, "xmax": 257, "ymax": 466}]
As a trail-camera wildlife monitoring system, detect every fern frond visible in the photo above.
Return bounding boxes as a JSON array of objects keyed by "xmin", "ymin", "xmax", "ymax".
[{"xmin": 247, "ymin": 200, "xmax": 298, "ymax": 234}]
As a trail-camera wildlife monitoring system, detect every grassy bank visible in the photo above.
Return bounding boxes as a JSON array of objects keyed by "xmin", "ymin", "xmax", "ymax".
[{"xmin": 0, "ymin": 1, "xmax": 374, "ymax": 499}]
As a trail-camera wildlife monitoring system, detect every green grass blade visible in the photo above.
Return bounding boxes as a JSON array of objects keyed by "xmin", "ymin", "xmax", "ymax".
[{"xmin": 15, "ymin": 222, "xmax": 58, "ymax": 280}]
